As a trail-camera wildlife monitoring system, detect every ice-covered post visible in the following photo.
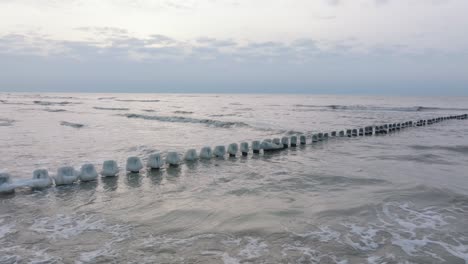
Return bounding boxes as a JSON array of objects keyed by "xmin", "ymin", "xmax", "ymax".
[
  {"xmin": 252, "ymin": 141, "xmax": 261, "ymax": 154},
  {"xmin": 214, "ymin": 145, "xmax": 226, "ymax": 157},
  {"xmin": 300, "ymin": 135, "xmax": 307, "ymax": 145},
  {"xmin": 54, "ymin": 166, "xmax": 78, "ymax": 186},
  {"xmin": 200, "ymin": 146, "xmax": 213, "ymax": 159},
  {"xmin": 166, "ymin": 152, "xmax": 181, "ymax": 166},
  {"xmin": 359, "ymin": 128, "xmax": 364, "ymax": 136},
  {"xmin": 148, "ymin": 153, "xmax": 164, "ymax": 169},
  {"xmin": 227, "ymin": 143, "xmax": 239, "ymax": 157},
  {"xmin": 331, "ymin": 131, "xmax": 337, "ymax": 137},
  {"xmin": 0, "ymin": 172, "xmax": 15, "ymax": 194},
  {"xmin": 102, "ymin": 160, "xmax": 119, "ymax": 177},
  {"xmin": 352, "ymin": 129, "xmax": 358, "ymax": 137},
  {"xmin": 323, "ymin": 133, "xmax": 329, "ymax": 140},
  {"xmin": 240, "ymin": 142, "xmax": 249, "ymax": 156},
  {"xmin": 312, "ymin": 134, "xmax": 318, "ymax": 143},
  {"xmin": 290, "ymin": 136, "xmax": 297, "ymax": 147},
  {"xmin": 346, "ymin": 129, "xmax": 352, "ymax": 137},
  {"xmin": 281, "ymin": 137, "xmax": 289, "ymax": 148},
  {"xmin": 126, "ymin": 157, "xmax": 143, "ymax": 173},
  {"xmin": 79, "ymin": 164, "xmax": 98, "ymax": 182},
  {"xmin": 184, "ymin": 149, "xmax": 198, "ymax": 161},
  {"xmin": 339, "ymin": 131, "xmax": 345, "ymax": 137},
  {"xmin": 32, "ymin": 169, "xmax": 53, "ymax": 189},
  {"xmin": 317, "ymin": 133, "xmax": 323, "ymax": 141}
]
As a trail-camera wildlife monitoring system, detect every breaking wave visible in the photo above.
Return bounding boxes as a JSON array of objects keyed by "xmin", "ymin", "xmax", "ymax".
[
  {"xmin": 94, "ymin": 107, "xmax": 130, "ymax": 111},
  {"xmin": 0, "ymin": 118, "xmax": 15, "ymax": 126},
  {"xmin": 294, "ymin": 104, "xmax": 468, "ymax": 112},
  {"xmin": 115, "ymin": 99, "xmax": 160, "ymax": 102},
  {"xmin": 33, "ymin": 101, "xmax": 80, "ymax": 106},
  {"xmin": 60, "ymin": 121, "xmax": 84, "ymax": 128},
  {"xmin": 123, "ymin": 113, "xmax": 249, "ymax": 128}
]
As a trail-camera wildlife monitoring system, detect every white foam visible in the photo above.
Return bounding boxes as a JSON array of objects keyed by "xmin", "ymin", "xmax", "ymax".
[
  {"xmin": 214, "ymin": 145, "xmax": 226, "ymax": 157},
  {"xmin": 166, "ymin": 152, "xmax": 181, "ymax": 166},
  {"xmin": 54, "ymin": 166, "xmax": 78, "ymax": 186},
  {"xmin": 200, "ymin": 146, "xmax": 213, "ymax": 159},
  {"xmin": 147, "ymin": 153, "xmax": 164, "ymax": 169},
  {"xmin": 239, "ymin": 237, "xmax": 269, "ymax": 259},
  {"xmin": 126, "ymin": 157, "xmax": 143, "ymax": 172},
  {"xmin": 184, "ymin": 149, "xmax": 198, "ymax": 161},
  {"xmin": 101, "ymin": 160, "xmax": 119, "ymax": 177},
  {"xmin": 79, "ymin": 164, "xmax": 98, "ymax": 182}
]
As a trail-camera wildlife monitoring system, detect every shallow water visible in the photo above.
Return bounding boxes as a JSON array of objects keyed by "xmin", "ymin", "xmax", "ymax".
[{"xmin": 1, "ymin": 93, "xmax": 468, "ymax": 263}]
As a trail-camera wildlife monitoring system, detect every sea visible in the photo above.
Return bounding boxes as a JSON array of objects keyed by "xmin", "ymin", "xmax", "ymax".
[{"xmin": 1, "ymin": 93, "xmax": 468, "ymax": 263}]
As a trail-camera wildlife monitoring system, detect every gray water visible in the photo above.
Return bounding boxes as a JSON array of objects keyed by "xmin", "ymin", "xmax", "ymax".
[{"xmin": 1, "ymin": 93, "xmax": 468, "ymax": 263}]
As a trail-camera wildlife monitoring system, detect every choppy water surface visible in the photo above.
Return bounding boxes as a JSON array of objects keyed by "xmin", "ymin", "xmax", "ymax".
[{"xmin": 1, "ymin": 93, "xmax": 468, "ymax": 263}]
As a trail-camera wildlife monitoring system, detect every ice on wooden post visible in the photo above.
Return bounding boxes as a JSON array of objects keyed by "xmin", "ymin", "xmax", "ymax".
[
  {"xmin": 31, "ymin": 169, "xmax": 53, "ymax": 189},
  {"xmin": 240, "ymin": 142, "xmax": 249, "ymax": 156},
  {"xmin": 346, "ymin": 129, "xmax": 352, "ymax": 137},
  {"xmin": 359, "ymin": 128, "xmax": 364, "ymax": 136},
  {"xmin": 54, "ymin": 166, "xmax": 78, "ymax": 186},
  {"xmin": 290, "ymin": 136, "xmax": 297, "ymax": 147},
  {"xmin": 166, "ymin": 152, "xmax": 181, "ymax": 166},
  {"xmin": 79, "ymin": 164, "xmax": 98, "ymax": 182},
  {"xmin": 102, "ymin": 160, "xmax": 119, "ymax": 177},
  {"xmin": 261, "ymin": 140, "xmax": 282, "ymax": 152},
  {"xmin": 214, "ymin": 146, "xmax": 226, "ymax": 157},
  {"xmin": 312, "ymin": 134, "xmax": 318, "ymax": 143},
  {"xmin": 331, "ymin": 131, "xmax": 337, "ymax": 137},
  {"xmin": 281, "ymin": 137, "xmax": 289, "ymax": 148},
  {"xmin": 352, "ymin": 129, "xmax": 358, "ymax": 137},
  {"xmin": 300, "ymin": 135, "xmax": 306, "ymax": 145},
  {"xmin": 252, "ymin": 141, "xmax": 261, "ymax": 154},
  {"xmin": 317, "ymin": 133, "xmax": 323, "ymax": 141},
  {"xmin": 184, "ymin": 149, "xmax": 198, "ymax": 161},
  {"xmin": 200, "ymin": 146, "xmax": 213, "ymax": 159},
  {"xmin": 126, "ymin": 157, "xmax": 143, "ymax": 173},
  {"xmin": 323, "ymin": 133, "xmax": 329, "ymax": 140},
  {"xmin": 0, "ymin": 172, "xmax": 15, "ymax": 194},
  {"xmin": 273, "ymin": 138, "xmax": 281, "ymax": 146},
  {"xmin": 227, "ymin": 143, "xmax": 238, "ymax": 157},
  {"xmin": 339, "ymin": 131, "xmax": 345, "ymax": 137},
  {"xmin": 147, "ymin": 153, "xmax": 164, "ymax": 169}
]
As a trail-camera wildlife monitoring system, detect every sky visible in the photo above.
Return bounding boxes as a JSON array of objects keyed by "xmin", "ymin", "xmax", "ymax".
[{"xmin": 1, "ymin": 0, "xmax": 468, "ymax": 95}]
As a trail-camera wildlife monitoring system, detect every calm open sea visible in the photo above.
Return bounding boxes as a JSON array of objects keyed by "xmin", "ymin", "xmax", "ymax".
[{"xmin": 1, "ymin": 93, "xmax": 468, "ymax": 263}]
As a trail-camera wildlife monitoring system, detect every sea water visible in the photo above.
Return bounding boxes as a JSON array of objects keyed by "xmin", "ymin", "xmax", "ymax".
[{"xmin": 1, "ymin": 93, "xmax": 468, "ymax": 263}]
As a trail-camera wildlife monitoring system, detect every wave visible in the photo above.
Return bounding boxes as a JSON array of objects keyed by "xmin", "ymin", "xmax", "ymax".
[
  {"xmin": 33, "ymin": 101, "xmax": 79, "ymax": 106},
  {"xmin": 43, "ymin": 108, "xmax": 67, "ymax": 112},
  {"xmin": 60, "ymin": 121, "xmax": 84, "ymax": 128},
  {"xmin": 94, "ymin": 107, "xmax": 130, "ymax": 111},
  {"xmin": 0, "ymin": 118, "xmax": 15, "ymax": 126},
  {"xmin": 123, "ymin": 113, "xmax": 249, "ymax": 128},
  {"xmin": 115, "ymin": 99, "xmax": 160, "ymax": 102},
  {"xmin": 294, "ymin": 104, "xmax": 468, "ymax": 112}
]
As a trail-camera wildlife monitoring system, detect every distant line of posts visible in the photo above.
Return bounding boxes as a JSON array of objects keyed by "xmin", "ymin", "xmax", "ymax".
[{"xmin": 1, "ymin": 114, "xmax": 467, "ymax": 194}]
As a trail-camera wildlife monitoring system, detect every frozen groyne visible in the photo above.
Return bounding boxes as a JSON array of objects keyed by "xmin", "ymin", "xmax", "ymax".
[{"xmin": 1, "ymin": 114, "xmax": 467, "ymax": 195}]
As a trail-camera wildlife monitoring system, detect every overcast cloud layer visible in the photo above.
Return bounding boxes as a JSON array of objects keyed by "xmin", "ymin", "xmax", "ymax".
[{"xmin": 1, "ymin": 0, "xmax": 467, "ymax": 94}]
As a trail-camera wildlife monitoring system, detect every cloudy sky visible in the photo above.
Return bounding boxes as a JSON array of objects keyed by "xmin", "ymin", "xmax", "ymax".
[{"xmin": 1, "ymin": 0, "xmax": 467, "ymax": 94}]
